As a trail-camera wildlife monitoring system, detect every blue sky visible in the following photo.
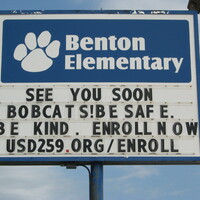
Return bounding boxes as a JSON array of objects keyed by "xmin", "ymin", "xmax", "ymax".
[
  {"xmin": 0, "ymin": 0, "xmax": 189, "ymax": 10},
  {"xmin": 1, "ymin": 165, "xmax": 200, "ymax": 200},
  {"xmin": 0, "ymin": 0, "xmax": 200, "ymax": 200}
]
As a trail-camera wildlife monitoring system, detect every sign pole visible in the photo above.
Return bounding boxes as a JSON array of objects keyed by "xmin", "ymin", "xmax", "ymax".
[{"xmin": 90, "ymin": 163, "xmax": 103, "ymax": 200}]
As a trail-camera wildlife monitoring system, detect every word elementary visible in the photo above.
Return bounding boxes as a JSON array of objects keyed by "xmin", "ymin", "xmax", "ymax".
[{"xmin": 65, "ymin": 35, "xmax": 184, "ymax": 73}]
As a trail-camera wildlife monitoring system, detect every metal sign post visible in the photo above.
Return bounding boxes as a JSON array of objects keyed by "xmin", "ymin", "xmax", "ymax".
[
  {"xmin": 90, "ymin": 163, "xmax": 104, "ymax": 200},
  {"xmin": 66, "ymin": 163, "xmax": 103, "ymax": 200}
]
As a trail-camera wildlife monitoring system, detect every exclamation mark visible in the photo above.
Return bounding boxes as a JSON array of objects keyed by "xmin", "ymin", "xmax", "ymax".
[{"xmin": 90, "ymin": 105, "xmax": 94, "ymax": 118}]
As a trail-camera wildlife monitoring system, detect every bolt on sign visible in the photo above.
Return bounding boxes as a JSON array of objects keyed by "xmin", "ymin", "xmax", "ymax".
[{"xmin": 0, "ymin": 10, "xmax": 199, "ymax": 165}]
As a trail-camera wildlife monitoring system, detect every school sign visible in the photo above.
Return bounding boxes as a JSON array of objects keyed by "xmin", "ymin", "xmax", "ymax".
[{"xmin": 0, "ymin": 10, "xmax": 199, "ymax": 165}]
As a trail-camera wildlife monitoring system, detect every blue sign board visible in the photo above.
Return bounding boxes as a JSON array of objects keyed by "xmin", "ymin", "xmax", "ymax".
[{"xmin": 1, "ymin": 16, "xmax": 191, "ymax": 83}]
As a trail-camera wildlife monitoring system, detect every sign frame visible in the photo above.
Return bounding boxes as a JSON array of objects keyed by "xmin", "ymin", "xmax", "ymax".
[{"xmin": 0, "ymin": 10, "xmax": 200, "ymax": 165}]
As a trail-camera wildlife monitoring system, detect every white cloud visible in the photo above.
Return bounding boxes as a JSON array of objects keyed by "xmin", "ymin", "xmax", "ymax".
[
  {"xmin": 123, "ymin": 166, "xmax": 159, "ymax": 179},
  {"xmin": 146, "ymin": 187, "xmax": 187, "ymax": 199},
  {"xmin": 107, "ymin": 166, "xmax": 159, "ymax": 182},
  {"xmin": 99, "ymin": 0, "xmax": 189, "ymax": 10},
  {"xmin": 105, "ymin": 165, "xmax": 187, "ymax": 199},
  {"xmin": 170, "ymin": 190, "xmax": 186, "ymax": 196},
  {"xmin": 105, "ymin": 166, "xmax": 160, "ymax": 198},
  {"xmin": 0, "ymin": 166, "xmax": 88, "ymax": 200}
]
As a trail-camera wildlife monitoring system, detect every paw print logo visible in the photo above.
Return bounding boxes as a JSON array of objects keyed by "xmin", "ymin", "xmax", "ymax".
[{"xmin": 14, "ymin": 31, "xmax": 60, "ymax": 72}]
